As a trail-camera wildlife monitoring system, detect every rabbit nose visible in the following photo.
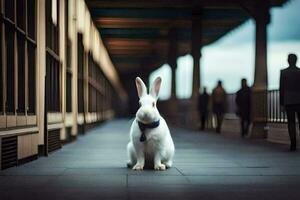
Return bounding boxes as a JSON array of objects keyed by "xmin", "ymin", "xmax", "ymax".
[{"xmin": 143, "ymin": 110, "xmax": 152, "ymax": 118}]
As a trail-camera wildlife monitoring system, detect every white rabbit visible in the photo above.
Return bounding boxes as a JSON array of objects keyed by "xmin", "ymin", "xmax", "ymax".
[{"xmin": 127, "ymin": 76, "xmax": 175, "ymax": 171}]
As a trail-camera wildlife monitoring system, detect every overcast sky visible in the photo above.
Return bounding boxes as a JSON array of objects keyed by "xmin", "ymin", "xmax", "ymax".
[{"xmin": 150, "ymin": 0, "xmax": 300, "ymax": 99}]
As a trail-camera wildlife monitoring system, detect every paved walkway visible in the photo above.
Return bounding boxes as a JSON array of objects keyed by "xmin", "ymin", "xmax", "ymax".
[{"xmin": 1, "ymin": 119, "xmax": 300, "ymax": 200}]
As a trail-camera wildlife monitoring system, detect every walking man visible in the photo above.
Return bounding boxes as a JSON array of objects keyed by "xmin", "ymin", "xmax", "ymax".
[
  {"xmin": 212, "ymin": 80, "xmax": 227, "ymax": 133},
  {"xmin": 235, "ymin": 78, "xmax": 251, "ymax": 137},
  {"xmin": 198, "ymin": 87, "xmax": 209, "ymax": 130},
  {"xmin": 280, "ymin": 53, "xmax": 300, "ymax": 151}
]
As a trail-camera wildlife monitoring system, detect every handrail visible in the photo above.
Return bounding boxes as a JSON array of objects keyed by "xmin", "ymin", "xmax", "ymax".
[{"xmin": 158, "ymin": 89, "xmax": 287, "ymax": 124}]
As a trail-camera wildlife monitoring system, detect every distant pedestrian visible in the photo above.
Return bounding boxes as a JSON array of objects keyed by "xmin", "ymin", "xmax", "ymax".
[
  {"xmin": 280, "ymin": 53, "xmax": 300, "ymax": 151},
  {"xmin": 235, "ymin": 78, "xmax": 252, "ymax": 137},
  {"xmin": 212, "ymin": 80, "xmax": 227, "ymax": 133},
  {"xmin": 198, "ymin": 87, "xmax": 210, "ymax": 130}
]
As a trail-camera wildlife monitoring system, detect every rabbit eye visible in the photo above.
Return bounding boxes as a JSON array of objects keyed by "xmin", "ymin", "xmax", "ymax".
[{"xmin": 152, "ymin": 102, "xmax": 155, "ymax": 107}]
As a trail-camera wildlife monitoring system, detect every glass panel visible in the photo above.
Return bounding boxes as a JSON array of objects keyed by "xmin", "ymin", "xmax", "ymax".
[
  {"xmin": 77, "ymin": 34, "xmax": 84, "ymax": 113},
  {"xmin": 28, "ymin": 42, "xmax": 36, "ymax": 114},
  {"xmin": 53, "ymin": 25, "xmax": 58, "ymax": 53},
  {"xmin": 0, "ymin": 24, "xmax": 2, "ymax": 113},
  {"xmin": 46, "ymin": 55, "xmax": 50, "ymax": 110},
  {"xmin": 96, "ymin": 92, "xmax": 99, "ymax": 113},
  {"xmin": 46, "ymin": 0, "xmax": 51, "ymax": 48},
  {"xmin": 17, "ymin": 34, "xmax": 25, "ymax": 114},
  {"xmin": 5, "ymin": 26, "xmax": 15, "ymax": 113},
  {"xmin": 5, "ymin": 0, "xmax": 14, "ymax": 21},
  {"xmin": 55, "ymin": 61, "xmax": 60, "ymax": 111},
  {"xmin": 93, "ymin": 87, "xmax": 96, "ymax": 112},
  {"xmin": 46, "ymin": 54, "xmax": 60, "ymax": 112},
  {"xmin": 78, "ymin": 78, "xmax": 83, "ymax": 113},
  {"xmin": 46, "ymin": 0, "xmax": 58, "ymax": 52},
  {"xmin": 27, "ymin": 0, "xmax": 36, "ymax": 39},
  {"xmin": 77, "ymin": 35, "xmax": 83, "ymax": 77},
  {"xmin": 66, "ymin": 39, "xmax": 71, "ymax": 69},
  {"xmin": 88, "ymin": 85, "xmax": 92, "ymax": 112},
  {"xmin": 66, "ymin": 72, "xmax": 72, "ymax": 112},
  {"xmin": 16, "ymin": 0, "xmax": 25, "ymax": 30},
  {"xmin": 45, "ymin": 0, "xmax": 60, "ymax": 112},
  {"xmin": 65, "ymin": 0, "xmax": 71, "ymax": 113}
]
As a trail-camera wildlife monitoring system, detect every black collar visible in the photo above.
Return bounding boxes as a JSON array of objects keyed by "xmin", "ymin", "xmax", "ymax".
[{"xmin": 137, "ymin": 120, "xmax": 160, "ymax": 142}]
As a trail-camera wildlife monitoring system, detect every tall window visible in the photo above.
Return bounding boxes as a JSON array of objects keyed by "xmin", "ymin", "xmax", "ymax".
[
  {"xmin": 5, "ymin": 0, "xmax": 14, "ymax": 20},
  {"xmin": 66, "ymin": 70, "xmax": 72, "ymax": 112},
  {"xmin": 88, "ymin": 54, "xmax": 109, "ymax": 113},
  {"xmin": 0, "ymin": 4, "xmax": 3, "ymax": 113},
  {"xmin": 28, "ymin": 39, "xmax": 36, "ymax": 114},
  {"xmin": 1, "ymin": 0, "xmax": 36, "ymax": 116},
  {"xmin": 16, "ymin": 0, "xmax": 26, "ymax": 114},
  {"xmin": 27, "ymin": 0, "xmax": 36, "ymax": 39},
  {"xmin": 17, "ymin": 34, "xmax": 25, "ymax": 114},
  {"xmin": 100, "ymin": 71, "xmax": 105, "ymax": 112},
  {"xmin": 77, "ymin": 34, "xmax": 84, "ymax": 113},
  {"xmin": 5, "ymin": 19, "xmax": 15, "ymax": 114},
  {"xmin": 27, "ymin": 0, "xmax": 37, "ymax": 114},
  {"xmin": 65, "ymin": 0, "xmax": 72, "ymax": 113},
  {"xmin": 88, "ymin": 54, "xmax": 97, "ymax": 112},
  {"xmin": 46, "ymin": 0, "xmax": 60, "ymax": 112},
  {"xmin": 96, "ymin": 68, "xmax": 101, "ymax": 113},
  {"xmin": 17, "ymin": 0, "xmax": 26, "ymax": 29},
  {"xmin": 106, "ymin": 80, "xmax": 112, "ymax": 111}
]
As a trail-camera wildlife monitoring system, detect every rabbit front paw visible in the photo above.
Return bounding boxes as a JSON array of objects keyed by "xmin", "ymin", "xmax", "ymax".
[
  {"xmin": 132, "ymin": 164, "xmax": 144, "ymax": 170},
  {"xmin": 154, "ymin": 164, "xmax": 166, "ymax": 171}
]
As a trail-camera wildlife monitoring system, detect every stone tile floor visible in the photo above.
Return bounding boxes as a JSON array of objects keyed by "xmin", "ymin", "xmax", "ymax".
[{"xmin": 1, "ymin": 119, "xmax": 300, "ymax": 200}]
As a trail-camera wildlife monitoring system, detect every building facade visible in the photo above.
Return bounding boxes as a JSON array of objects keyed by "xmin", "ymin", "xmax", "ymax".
[{"xmin": 0, "ymin": 0, "xmax": 127, "ymax": 169}]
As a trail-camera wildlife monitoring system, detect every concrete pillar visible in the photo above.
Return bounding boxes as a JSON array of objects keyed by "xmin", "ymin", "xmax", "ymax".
[
  {"xmin": 188, "ymin": 9, "xmax": 202, "ymax": 129},
  {"xmin": 36, "ymin": 0, "xmax": 46, "ymax": 150},
  {"xmin": 167, "ymin": 28, "xmax": 178, "ymax": 100},
  {"xmin": 71, "ymin": 0, "xmax": 78, "ymax": 137},
  {"xmin": 250, "ymin": 1, "xmax": 270, "ymax": 138},
  {"xmin": 191, "ymin": 9, "xmax": 202, "ymax": 100},
  {"xmin": 59, "ymin": 0, "xmax": 67, "ymax": 141},
  {"xmin": 167, "ymin": 28, "xmax": 179, "ymax": 125}
]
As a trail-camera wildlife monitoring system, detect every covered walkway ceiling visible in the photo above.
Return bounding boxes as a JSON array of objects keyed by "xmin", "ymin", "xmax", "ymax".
[{"xmin": 86, "ymin": 0, "xmax": 287, "ymax": 76}]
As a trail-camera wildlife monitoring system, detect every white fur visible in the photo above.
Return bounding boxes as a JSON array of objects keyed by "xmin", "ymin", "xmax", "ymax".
[{"xmin": 127, "ymin": 77, "xmax": 175, "ymax": 171}]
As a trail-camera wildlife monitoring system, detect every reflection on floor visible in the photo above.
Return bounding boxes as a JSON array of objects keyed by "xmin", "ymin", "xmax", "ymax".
[{"xmin": 1, "ymin": 119, "xmax": 300, "ymax": 200}]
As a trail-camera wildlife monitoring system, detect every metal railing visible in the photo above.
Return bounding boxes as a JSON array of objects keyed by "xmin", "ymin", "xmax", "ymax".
[
  {"xmin": 158, "ymin": 89, "xmax": 288, "ymax": 128},
  {"xmin": 227, "ymin": 90, "xmax": 287, "ymax": 123},
  {"xmin": 268, "ymin": 90, "xmax": 287, "ymax": 123}
]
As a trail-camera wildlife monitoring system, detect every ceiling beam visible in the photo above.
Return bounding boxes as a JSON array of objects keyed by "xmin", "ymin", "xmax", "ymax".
[
  {"xmin": 95, "ymin": 17, "xmax": 244, "ymax": 29},
  {"xmin": 86, "ymin": 0, "xmax": 239, "ymax": 8},
  {"xmin": 95, "ymin": 18, "xmax": 191, "ymax": 29},
  {"xmin": 86, "ymin": 0, "xmax": 287, "ymax": 8},
  {"xmin": 87, "ymin": 0, "xmax": 287, "ymax": 9},
  {"xmin": 99, "ymin": 27, "xmax": 236, "ymax": 40},
  {"xmin": 90, "ymin": 7, "xmax": 248, "ymax": 20}
]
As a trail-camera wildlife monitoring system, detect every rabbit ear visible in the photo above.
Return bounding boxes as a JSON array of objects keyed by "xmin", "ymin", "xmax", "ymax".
[
  {"xmin": 135, "ymin": 77, "xmax": 147, "ymax": 98},
  {"xmin": 150, "ymin": 77, "xmax": 162, "ymax": 98}
]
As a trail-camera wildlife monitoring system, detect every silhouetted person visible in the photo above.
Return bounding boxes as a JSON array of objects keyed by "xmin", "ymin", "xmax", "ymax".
[
  {"xmin": 280, "ymin": 53, "xmax": 300, "ymax": 151},
  {"xmin": 235, "ymin": 78, "xmax": 252, "ymax": 137},
  {"xmin": 198, "ymin": 87, "xmax": 210, "ymax": 130},
  {"xmin": 212, "ymin": 80, "xmax": 227, "ymax": 133}
]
